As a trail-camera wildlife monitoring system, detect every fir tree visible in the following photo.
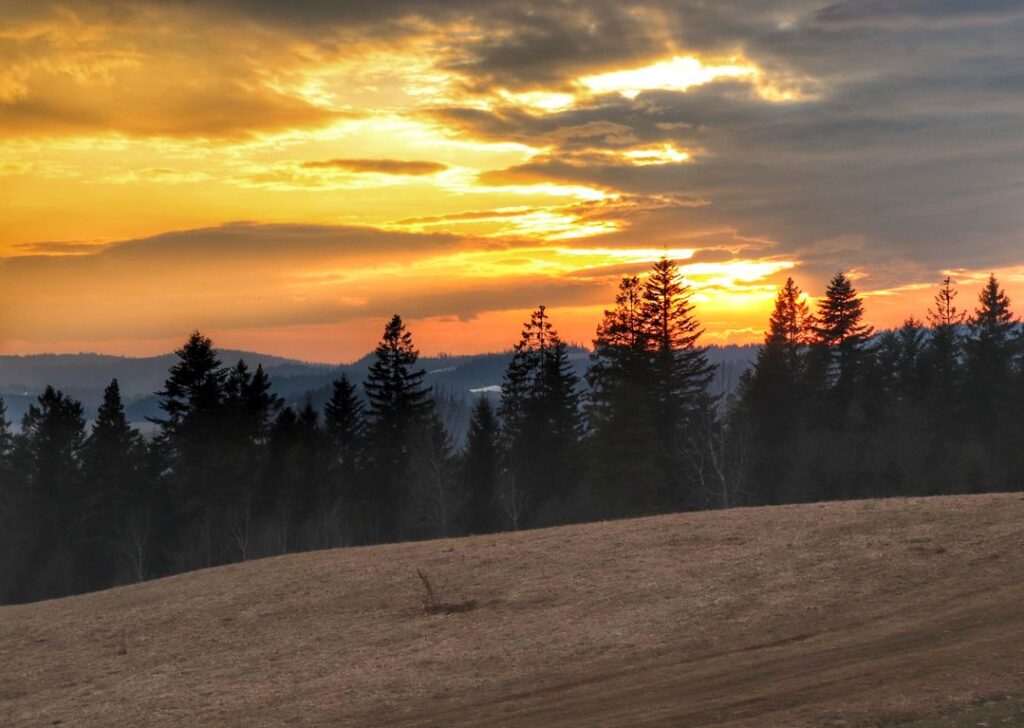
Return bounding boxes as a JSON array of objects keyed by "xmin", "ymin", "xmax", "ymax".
[
  {"xmin": 324, "ymin": 373, "xmax": 365, "ymax": 505},
  {"xmin": 735, "ymin": 278, "xmax": 813, "ymax": 504},
  {"xmin": 362, "ymin": 315, "xmax": 431, "ymax": 541},
  {"xmin": 964, "ymin": 275, "xmax": 1017, "ymax": 436},
  {"xmin": 640, "ymin": 257, "xmax": 715, "ymax": 506},
  {"xmin": 926, "ymin": 277, "xmax": 966, "ymax": 406},
  {"xmin": 498, "ymin": 306, "xmax": 582, "ymax": 527},
  {"xmin": 586, "ymin": 276, "xmax": 661, "ymax": 515},
  {"xmin": 812, "ymin": 272, "xmax": 874, "ymax": 393},
  {"xmin": 81, "ymin": 379, "xmax": 147, "ymax": 585},
  {"xmin": 153, "ymin": 331, "xmax": 229, "ymax": 567},
  {"xmin": 461, "ymin": 396, "xmax": 500, "ymax": 534},
  {"xmin": 16, "ymin": 387, "xmax": 88, "ymax": 599}
]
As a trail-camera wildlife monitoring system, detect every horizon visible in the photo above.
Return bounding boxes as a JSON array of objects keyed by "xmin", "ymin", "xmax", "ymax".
[{"xmin": 4, "ymin": 2, "xmax": 1024, "ymax": 359}]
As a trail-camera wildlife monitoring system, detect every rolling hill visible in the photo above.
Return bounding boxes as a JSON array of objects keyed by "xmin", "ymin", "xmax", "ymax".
[
  {"xmin": 0, "ymin": 345, "xmax": 757, "ymax": 441},
  {"xmin": 3, "ymin": 494, "xmax": 1022, "ymax": 727}
]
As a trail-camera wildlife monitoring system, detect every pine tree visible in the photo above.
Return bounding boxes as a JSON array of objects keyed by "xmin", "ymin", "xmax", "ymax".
[
  {"xmin": 498, "ymin": 306, "xmax": 582, "ymax": 527},
  {"xmin": 964, "ymin": 275, "xmax": 1017, "ymax": 435},
  {"xmin": 153, "ymin": 331, "xmax": 229, "ymax": 567},
  {"xmin": 586, "ymin": 276, "xmax": 661, "ymax": 516},
  {"xmin": 735, "ymin": 278, "xmax": 813, "ymax": 504},
  {"xmin": 639, "ymin": 257, "xmax": 715, "ymax": 506},
  {"xmin": 928, "ymin": 277, "xmax": 966, "ymax": 329},
  {"xmin": 925, "ymin": 277, "xmax": 966, "ymax": 406},
  {"xmin": 462, "ymin": 396, "xmax": 500, "ymax": 534},
  {"xmin": 81, "ymin": 379, "xmax": 147, "ymax": 585},
  {"xmin": 812, "ymin": 272, "xmax": 874, "ymax": 393},
  {"xmin": 323, "ymin": 373, "xmax": 365, "ymax": 505},
  {"xmin": 224, "ymin": 360, "xmax": 281, "ymax": 446},
  {"xmin": 16, "ymin": 387, "xmax": 88, "ymax": 599},
  {"xmin": 362, "ymin": 315, "xmax": 431, "ymax": 541}
]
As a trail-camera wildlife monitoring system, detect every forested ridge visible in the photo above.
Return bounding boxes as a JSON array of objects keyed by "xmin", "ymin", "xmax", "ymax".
[{"xmin": 1, "ymin": 259, "xmax": 1021, "ymax": 603}]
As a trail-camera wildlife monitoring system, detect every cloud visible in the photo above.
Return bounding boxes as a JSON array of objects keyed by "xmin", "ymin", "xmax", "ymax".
[
  {"xmin": 0, "ymin": 222, "xmax": 613, "ymax": 341},
  {"xmin": 301, "ymin": 158, "xmax": 447, "ymax": 175}
]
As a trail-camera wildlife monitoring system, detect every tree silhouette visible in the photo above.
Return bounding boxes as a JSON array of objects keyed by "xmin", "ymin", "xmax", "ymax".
[
  {"xmin": 81, "ymin": 379, "xmax": 148, "ymax": 585},
  {"xmin": 462, "ymin": 396, "xmax": 500, "ymax": 534},
  {"xmin": 498, "ymin": 306, "xmax": 582, "ymax": 527},
  {"xmin": 16, "ymin": 387, "xmax": 88, "ymax": 600},
  {"xmin": 363, "ymin": 314, "xmax": 431, "ymax": 541},
  {"xmin": 736, "ymin": 278, "xmax": 813, "ymax": 504},
  {"xmin": 153, "ymin": 331, "xmax": 228, "ymax": 568},
  {"xmin": 640, "ymin": 257, "xmax": 714, "ymax": 506},
  {"xmin": 587, "ymin": 276, "xmax": 661, "ymax": 515},
  {"xmin": 812, "ymin": 272, "xmax": 874, "ymax": 395}
]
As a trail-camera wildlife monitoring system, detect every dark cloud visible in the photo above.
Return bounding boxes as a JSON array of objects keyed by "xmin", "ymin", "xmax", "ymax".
[{"xmin": 301, "ymin": 158, "xmax": 447, "ymax": 175}]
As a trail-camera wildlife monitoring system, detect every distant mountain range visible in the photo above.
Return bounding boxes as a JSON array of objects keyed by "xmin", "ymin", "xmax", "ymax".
[{"xmin": 0, "ymin": 345, "xmax": 758, "ymax": 438}]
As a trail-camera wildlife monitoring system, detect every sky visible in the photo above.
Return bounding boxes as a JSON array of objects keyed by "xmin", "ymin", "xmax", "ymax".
[{"xmin": 2, "ymin": 0, "xmax": 1024, "ymax": 362}]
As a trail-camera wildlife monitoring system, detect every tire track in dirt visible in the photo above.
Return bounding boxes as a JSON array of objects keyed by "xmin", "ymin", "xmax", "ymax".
[{"xmin": 386, "ymin": 582, "xmax": 1024, "ymax": 727}]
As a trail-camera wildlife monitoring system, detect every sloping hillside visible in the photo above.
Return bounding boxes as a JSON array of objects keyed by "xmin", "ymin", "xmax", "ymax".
[{"xmin": 2, "ymin": 494, "xmax": 1023, "ymax": 727}]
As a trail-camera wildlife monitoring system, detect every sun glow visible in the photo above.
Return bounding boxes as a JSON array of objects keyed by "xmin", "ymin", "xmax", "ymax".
[
  {"xmin": 0, "ymin": 5, "xmax": 823, "ymax": 359},
  {"xmin": 580, "ymin": 56, "xmax": 756, "ymax": 98}
]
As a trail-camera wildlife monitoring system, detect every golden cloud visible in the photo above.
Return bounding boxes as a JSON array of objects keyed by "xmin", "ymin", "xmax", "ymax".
[{"xmin": 301, "ymin": 158, "xmax": 448, "ymax": 175}]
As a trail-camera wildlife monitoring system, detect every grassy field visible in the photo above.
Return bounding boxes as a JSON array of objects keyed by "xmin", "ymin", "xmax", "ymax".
[{"xmin": 2, "ymin": 494, "xmax": 1023, "ymax": 727}]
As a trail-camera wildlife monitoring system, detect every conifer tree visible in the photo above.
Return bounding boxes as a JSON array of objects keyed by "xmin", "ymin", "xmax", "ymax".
[
  {"xmin": 964, "ymin": 275, "xmax": 1017, "ymax": 434},
  {"xmin": 926, "ymin": 277, "xmax": 966, "ymax": 404},
  {"xmin": 498, "ymin": 306, "xmax": 582, "ymax": 526},
  {"xmin": 586, "ymin": 276, "xmax": 661, "ymax": 515},
  {"xmin": 363, "ymin": 315, "xmax": 431, "ymax": 541},
  {"xmin": 153, "ymin": 331, "xmax": 229, "ymax": 566},
  {"xmin": 324, "ymin": 373, "xmax": 365, "ymax": 503},
  {"xmin": 461, "ymin": 396, "xmax": 500, "ymax": 533},
  {"xmin": 893, "ymin": 318, "xmax": 928, "ymax": 400},
  {"xmin": 639, "ymin": 257, "xmax": 714, "ymax": 506},
  {"xmin": 224, "ymin": 360, "xmax": 281, "ymax": 446},
  {"xmin": 812, "ymin": 272, "xmax": 874, "ymax": 393},
  {"xmin": 735, "ymin": 278, "xmax": 813, "ymax": 503},
  {"xmin": 16, "ymin": 387, "xmax": 88, "ymax": 599},
  {"xmin": 81, "ymin": 379, "xmax": 147, "ymax": 584}
]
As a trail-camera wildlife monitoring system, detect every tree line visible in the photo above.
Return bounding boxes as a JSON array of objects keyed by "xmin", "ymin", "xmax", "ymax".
[{"xmin": 1, "ymin": 259, "xmax": 1021, "ymax": 603}]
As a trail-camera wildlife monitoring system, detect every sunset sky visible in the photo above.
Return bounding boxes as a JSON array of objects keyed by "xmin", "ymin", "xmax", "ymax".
[{"xmin": 3, "ymin": 1, "xmax": 1024, "ymax": 361}]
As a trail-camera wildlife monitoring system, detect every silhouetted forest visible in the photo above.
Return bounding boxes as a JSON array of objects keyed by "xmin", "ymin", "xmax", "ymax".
[{"xmin": 1, "ymin": 259, "xmax": 1022, "ymax": 603}]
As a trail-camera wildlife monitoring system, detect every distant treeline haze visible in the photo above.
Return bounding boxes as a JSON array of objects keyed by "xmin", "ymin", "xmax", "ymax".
[{"xmin": 1, "ymin": 259, "xmax": 1021, "ymax": 603}]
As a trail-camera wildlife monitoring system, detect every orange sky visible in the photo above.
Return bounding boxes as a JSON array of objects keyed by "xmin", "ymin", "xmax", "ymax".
[{"xmin": 2, "ymin": 2, "xmax": 1022, "ymax": 362}]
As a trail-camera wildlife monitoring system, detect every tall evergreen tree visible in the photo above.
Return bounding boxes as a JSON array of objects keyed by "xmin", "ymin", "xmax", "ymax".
[
  {"xmin": 918, "ymin": 278, "xmax": 967, "ymax": 493},
  {"xmin": 639, "ymin": 257, "xmax": 715, "ymax": 506},
  {"xmin": 362, "ymin": 315, "xmax": 431, "ymax": 541},
  {"xmin": 735, "ymin": 278, "xmax": 813, "ymax": 504},
  {"xmin": 963, "ymin": 276, "xmax": 1017, "ymax": 474},
  {"xmin": 461, "ymin": 396, "xmax": 500, "ymax": 534},
  {"xmin": 81, "ymin": 379, "xmax": 148, "ymax": 585},
  {"xmin": 812, "ymin": 272, "xmax": 874, "ymax": 394},
  {"xmin": 15, "ymin": 387, "xmax": 88, "ymax": 600},
  {"xmin": 498, "ymin": 306, "xmax": 582, "ymax": 527},
  {"xmin": 586, "ymin": 276, "xmax": 661, "ymax": 515},
  {"xmin": 323, "ymin": 373, "xmax": 365, "ymax": 506},
  {"xmin": 153, "ymin": 331, "xmax": 229, "ymax": 567}
]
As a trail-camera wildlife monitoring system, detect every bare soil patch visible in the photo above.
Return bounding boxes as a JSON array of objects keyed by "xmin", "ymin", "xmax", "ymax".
[{"xmin": 2, "ymin": 494, "xmax": 1023, "ymax": 726}]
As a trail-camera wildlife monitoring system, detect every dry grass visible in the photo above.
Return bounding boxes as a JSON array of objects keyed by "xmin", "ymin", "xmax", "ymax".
[{"xmin": 2, "ymin": 494, "xmax": 1024, "ymax": 727}]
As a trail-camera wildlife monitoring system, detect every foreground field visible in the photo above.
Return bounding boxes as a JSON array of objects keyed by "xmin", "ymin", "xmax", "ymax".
[{"xmin": 2, "ymin": 494, "xmax": 1023, "ymax": 727}]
